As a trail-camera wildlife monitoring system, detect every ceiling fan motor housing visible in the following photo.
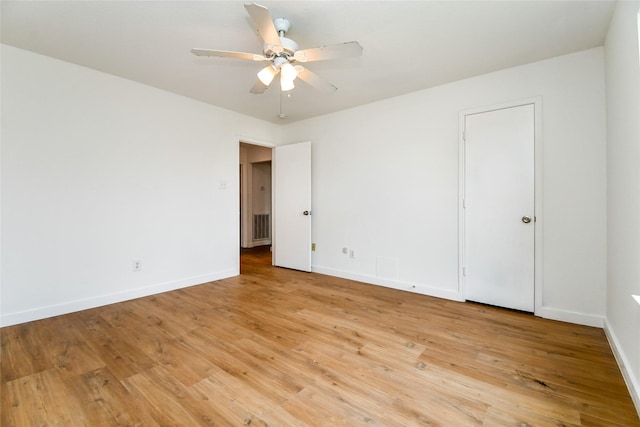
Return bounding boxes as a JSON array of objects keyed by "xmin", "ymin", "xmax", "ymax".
[
  {"xmin": 261, "ymin": 18, "xmax": 299, "ymax": 59},
  {"xmin": 264, "ymin": 36, "xmax": 299, "ymax": 59}
]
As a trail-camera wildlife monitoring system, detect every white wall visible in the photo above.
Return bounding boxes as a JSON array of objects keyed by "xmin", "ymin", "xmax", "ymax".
[
  {"xmin": 0, "ymin": 45, "xmax": 279, "ymax": 326},
  {"xmin": 604, "ymin": 0, "xmax": 640, "ymax": 413},
  {"xmin": 282, "ymin": 47, "xmax": 608, "ymax": 327},
  {"xmin": 252, "ymin": 162, "xmax": 272, "ymax": 216}
]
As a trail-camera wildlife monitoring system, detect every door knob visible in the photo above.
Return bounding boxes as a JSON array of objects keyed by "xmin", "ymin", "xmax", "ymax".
[
  {"xmin": 303, "ymin": 210, "xmax": 310, "ymax": 216},
  {"xmin": 521, "ymin": 216, "xmax": 531, "ymax": 224}
]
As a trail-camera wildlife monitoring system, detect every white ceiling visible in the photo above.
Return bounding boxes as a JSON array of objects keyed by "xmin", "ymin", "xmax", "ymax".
[{"xmin": 1, "ymin": 1, "xmax": 615, "ymax": 125}]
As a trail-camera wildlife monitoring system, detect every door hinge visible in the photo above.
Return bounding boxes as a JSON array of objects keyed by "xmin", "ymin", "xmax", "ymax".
[
  {"xmin": 463, "ymin": 199, "xmax": 466, "ymax": 209},
  {"xmin": 463, "ymin": 267, "xmax": 466, "ymax": 277}
]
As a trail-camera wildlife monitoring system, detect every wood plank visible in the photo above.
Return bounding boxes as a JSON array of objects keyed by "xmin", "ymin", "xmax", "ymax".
[
  {"xmin": 64, "ymin": 367, "xmax": 159, "ymax": 426},
  {"xmin": 2, "ymin": 369, "xmax": 88, "ymax": 426},
  {"xmin": 77, "ymin": 312, "xmax": 156, "ymax": 380},
  {"xmin": 121, "ymin": 365, "xmax": 221, "ymax": 426},
  {"xmin": 1, "ymin": 322, "xmax": 54, "ymax": 382}
]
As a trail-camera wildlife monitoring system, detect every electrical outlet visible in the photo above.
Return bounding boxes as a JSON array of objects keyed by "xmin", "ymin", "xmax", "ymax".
[
  {"xmin": 132, "ymin": 260, "xmax": 142, "ymax": 272},
  {"xmin": 342, "ymin": 247, "xmax": 348, "ymax": 254}
]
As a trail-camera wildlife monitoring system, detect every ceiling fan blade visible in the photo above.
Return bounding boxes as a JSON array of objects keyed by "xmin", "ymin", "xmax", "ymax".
[
  {"xmin": 250, "ymin": 79, "xmax": 269, "ymax": 94},
  {"xmin": 191, "ymin": 48, "xmax": 267, "ymax": 61},
  {"xmin": 244, "ymin": 3, "xmax": 281, "ymax": 47},
  {"xmin": 295, "ymin": 66, "xmax": 337, "ymax": 93},
  {"xmin": 293, "ymin": 41, "xmax": 363, "ymax": 63}
]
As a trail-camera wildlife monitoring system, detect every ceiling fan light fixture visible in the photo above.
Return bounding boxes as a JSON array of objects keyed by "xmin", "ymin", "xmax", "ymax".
[
  {"xmin": 280, "ymin": 62, "xmax": 298, "ymax": 82},
  {"xmin": 257, "ymin": 65, "xmax": 278, "ymax": 86},
  {"xmin": 280, "ymin": 74, "xmax": 295, "ymax": 91}
]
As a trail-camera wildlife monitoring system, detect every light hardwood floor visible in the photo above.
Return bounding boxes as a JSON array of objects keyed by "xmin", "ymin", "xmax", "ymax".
[{"xmin": 2, "ymin": 246, "xmax": 639, "ymax": 426}]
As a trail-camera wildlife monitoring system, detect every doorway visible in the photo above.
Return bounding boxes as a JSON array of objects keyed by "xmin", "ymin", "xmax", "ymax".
[
  {"xmin": 238, "ymin": 140, "xmax": 313, "ymax": 273},
  {"xmin": 459, "ymin": 100, "xmax": 542, "ymax": 313},
  {"xmin": 239, "ymin": 142, "xmax": 273, "ymax": 265}
]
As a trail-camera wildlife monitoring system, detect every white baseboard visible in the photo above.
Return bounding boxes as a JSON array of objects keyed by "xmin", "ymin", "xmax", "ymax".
[
  {"xmin": 246, "ymin": 240, "xmax": 271, "ymax": 248},
  {"xmin": 604, "ymin": 319, "xmax": 640, "ymax": 418},
  {"xmin": 535, "ymin": 306, "xmax": 605, "ymax": 328},
  {"xmin": 313, "ymin": 266, "xmax": 610, "ymax": 329},
  {"xmin": 311, "ymin": 265, "xmax": 464, "ymax": 302},
  {"xmin": 0, "ymin": 269, "xmax": 237, "ymax": 327}
]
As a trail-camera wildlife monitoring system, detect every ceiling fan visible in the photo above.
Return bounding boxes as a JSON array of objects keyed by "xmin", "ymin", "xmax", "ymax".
[{"xmin": 191, "ymin": 2, "xmax": 363, "ymax": 94}]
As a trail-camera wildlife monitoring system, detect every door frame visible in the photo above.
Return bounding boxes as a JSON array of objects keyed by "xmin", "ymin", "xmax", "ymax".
[{"xmin": 458, "ymin": 97, "xmax": 543, "ymax": 315}]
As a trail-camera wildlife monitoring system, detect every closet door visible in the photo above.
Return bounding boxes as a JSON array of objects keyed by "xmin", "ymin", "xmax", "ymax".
[{"xmin": 463, "ymin": 104, "xmax": 535, "ymax": 312}]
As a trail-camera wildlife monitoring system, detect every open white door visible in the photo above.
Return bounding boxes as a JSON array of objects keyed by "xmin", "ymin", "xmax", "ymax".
[
  {"xmin": 273, "ymin": 141, "xmax": 312, "ymax": 272},
  {"xmin": 463, "ymin": 104, "xmax": 535, "ymax": 312}
]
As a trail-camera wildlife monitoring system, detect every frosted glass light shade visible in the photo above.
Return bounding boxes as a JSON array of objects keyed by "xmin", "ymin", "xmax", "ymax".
[
  {"xmin": 257, "ymin": 65, "xmax": 278, "ymax": 86},
  {"xmin": 280, "ymin": 62, "xmax": 298, "ymax": 82},
  {"xmin": 280, "ymin": 75, "xmax": 295, "ymax": 91}
]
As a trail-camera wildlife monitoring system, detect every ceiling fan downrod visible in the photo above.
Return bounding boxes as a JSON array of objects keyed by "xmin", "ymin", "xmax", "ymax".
[{"xmin": 273, "ymin": 18, "xmax": 290, "ymax": 37}]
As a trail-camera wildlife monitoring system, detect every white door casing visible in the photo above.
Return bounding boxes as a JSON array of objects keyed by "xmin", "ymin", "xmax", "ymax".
[
  {"xmin": 273, "ymin": 141, "xmax": 312, "ymax": 272},
  {"xmin": 462, "ymin": 103, "xmax": 535, "ymax": 312}
]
